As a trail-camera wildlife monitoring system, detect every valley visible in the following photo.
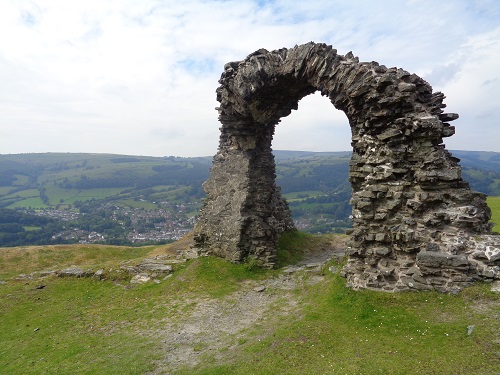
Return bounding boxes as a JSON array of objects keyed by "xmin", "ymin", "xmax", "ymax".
[{"xmin": 1, "ymin": 150, "xmax": 499, "ymax": 247}]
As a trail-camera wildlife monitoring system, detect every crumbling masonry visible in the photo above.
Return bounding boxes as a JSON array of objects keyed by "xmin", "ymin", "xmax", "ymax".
[{"xmin": 193, "ymin": 42, "xmax": 499, "ymax": 292}]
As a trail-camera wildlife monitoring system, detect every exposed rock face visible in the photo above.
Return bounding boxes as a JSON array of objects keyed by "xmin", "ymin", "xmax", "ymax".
[{"xmin": 193, "ymin": 42, "xmax": 496, "ymax": 292}]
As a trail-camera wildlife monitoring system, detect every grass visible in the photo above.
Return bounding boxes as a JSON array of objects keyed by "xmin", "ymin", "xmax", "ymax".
[
  {"xmin": 22, "ymin": 226, "xmax": 41, "ymax": 231},
  {"xmin": 7, "ymin": 196, "xmax": 46, "ymax": 209},
  {"xmin": 0, "ymin": 241, "xmax": 273, "ymax": 374},
  {"xmin": 0, "ymin": 234, "xmax": 499, "ymax": 374},
  {"xmin": 45, "ymin": 187, "xmax": 126, "ymax": 205},
  {"xmin": 0, "ymin": 189, "xmax": 41, "ymax": 208},
  {"xmin": 12, "ymin": 174, "xmax": 30, "ymax": 185},
  {"xmin": 0, "ymin": 278, "xmax": 163, "ymax": 374},
  {"xmin": 1, "ymin": 188, "xmax": 39, "ymax": 199},
  {"xmin": 275, "ymin": 230, "xmax": 345, "ymax": 267},
  {"xmin": 275, "ymin": 230, "xmax": 310, "ymax": 266},
  {"xmin": 487, "ymin": 196, "xmax": 500, "ymax": 232},
  {"xmin": 0, "ymin": 244, "xmax": 154, "ymax": 279},
  {"xmin": 0, "ymin": 186, "xmax": 13, "ymax": 195},
  {"xmin": 178, "ymin": 274, "xmax": 499, "ymax": 375},
  {"xmin": 166, "ymin": 256, "xmax": 270, "ymax": 298},
  {"xmin": 120, "ymin": 198, "xmax": 160, "ymax": 210}
]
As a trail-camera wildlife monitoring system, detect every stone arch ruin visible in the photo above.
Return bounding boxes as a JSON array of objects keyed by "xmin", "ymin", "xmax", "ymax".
[{"xmin": 193, "ymin": 42, "xmax": 497, "ymax": 292}]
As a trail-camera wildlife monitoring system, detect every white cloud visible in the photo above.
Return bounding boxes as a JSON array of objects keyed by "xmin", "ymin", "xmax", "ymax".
[
  {"xmin": 274, "ymin": 93, "xmax": 350, "ymax": 152},
  {"xmin": 0, "ymin": 0, "xmax": 499, "ymax": 156}
]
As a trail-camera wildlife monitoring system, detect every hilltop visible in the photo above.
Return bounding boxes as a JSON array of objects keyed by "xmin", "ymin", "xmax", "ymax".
[{"xmin": 0, "ymin": 232, "xmax": 499, "ymax": 374}]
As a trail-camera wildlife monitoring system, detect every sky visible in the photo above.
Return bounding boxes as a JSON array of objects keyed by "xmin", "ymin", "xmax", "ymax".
[{"xmin": 0, "ymin": 0, "xmax": 499, "ymax": 157}]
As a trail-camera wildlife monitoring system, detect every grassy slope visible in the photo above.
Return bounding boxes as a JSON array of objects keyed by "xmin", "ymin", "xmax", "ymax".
[
  {"xmin": 1, "ymin": 233, "xmax": 499, "ymax": 374},
  {"xmin": 487, "ymin": 196, "xmax": 500, "ymax": 232},
  {"xmin": 189, "ymin": 279, "xmax": 499, "ymax": 375}
]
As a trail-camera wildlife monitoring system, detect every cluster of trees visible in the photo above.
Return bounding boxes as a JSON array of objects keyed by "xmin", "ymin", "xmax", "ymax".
[
  {"xmin": 462, "ymin": 168, "xmax": 500, "ymax": 196},
  {"xmin": 0, "ymin": 209, "xmax": 66, "ymax": 247},
  {"xmin": 277, "ymin": 163, "xmax": 350, "ymax": 194}
]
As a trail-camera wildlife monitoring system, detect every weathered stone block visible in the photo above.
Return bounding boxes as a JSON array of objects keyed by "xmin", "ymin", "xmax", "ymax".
[
  {"xmin": 374, "ymin": 212, "xmax": 388, "ymax": 220},
  {"xmin": 485, "ymin": 247, "xmax": 500, "ymax": 262},
  {"xmin": 416, "ymin": 251, "xmax": 469, "ymax": 268}
]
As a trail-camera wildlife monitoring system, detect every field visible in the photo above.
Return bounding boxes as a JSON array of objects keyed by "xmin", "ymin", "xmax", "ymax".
[
  {"xmin": 0, "ymin": 233, "xmax": 499, "ymax": 374},
  {"xmin": 0, "ymin": 153, "xmax": 212, "ymax": 210},
  {"xmin": 488, "ymin": 196, "xmax": 500, "ymax": 232},
  {"xmin": 2, "ymin": 150, "xmax": 500, "ymax": 212}
]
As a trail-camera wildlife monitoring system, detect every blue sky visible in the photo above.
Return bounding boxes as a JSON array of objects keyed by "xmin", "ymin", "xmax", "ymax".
[{"xmin": 0, "ymin": 0, "xmax": 499, "ymax": 156}]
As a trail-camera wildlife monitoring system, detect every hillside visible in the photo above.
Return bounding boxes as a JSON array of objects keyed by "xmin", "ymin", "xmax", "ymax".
[
  {"xmin": 0, "ymin": 150, "xmax": 499, "ymax": 246},
  {"xmin": 0, "ymin": 233, "xmax": 499, "ymax": 374}
]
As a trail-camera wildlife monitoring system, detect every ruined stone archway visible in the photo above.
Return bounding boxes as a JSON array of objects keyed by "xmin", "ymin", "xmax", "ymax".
[{"xmin": 193, "ymin": 42, "xmax": 494, "ymax": 292}]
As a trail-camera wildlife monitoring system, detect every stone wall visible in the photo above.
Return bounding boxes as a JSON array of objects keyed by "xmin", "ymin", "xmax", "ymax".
[{"xmin": 193, "ymin": 42, "xmax": 498, "ymax": 292}]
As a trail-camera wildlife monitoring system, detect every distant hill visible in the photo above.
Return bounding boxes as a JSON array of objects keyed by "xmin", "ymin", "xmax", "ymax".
[
  {"xmin": 0, "ymin": 150, "xmax": 499, "ymax": 246},
  {"xmin": 275, "ymin": 149, "xmax": 500, "ymax": 195},
  {"xmin": 450, "ymin": 150, "xmax": 500, "ymax": 172},
  {"xmin": 0, "ymin": 153, "xmax": 212, "ymax": 209},
  {"xmin": 449, "ymin": 150, "xmax": 500, "ymax": 195}
]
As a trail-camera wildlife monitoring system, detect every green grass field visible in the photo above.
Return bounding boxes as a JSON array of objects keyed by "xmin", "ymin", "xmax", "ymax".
[
  {"xmin": 487, "ymin": 196, "xmax": 500, "ymax": 232},
  {"xmin": 283, "ymin": 190, "xmax": 326, "ymax": 201},
  {"xmin": 45, "ymin": 187, "xmax": 127, "ymax": 205},
  {"xmin": 0, "ymin": 234, "xmax": 498, "ymax": 374},
  {"xmin": 7, "ymin": 196, "xmax": 46, "ymax": 209}
]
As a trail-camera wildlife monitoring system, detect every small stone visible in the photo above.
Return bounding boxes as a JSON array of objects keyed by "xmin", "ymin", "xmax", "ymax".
[
  {"xmin": 398, "ymin": 82, "xmax": 416, "ymax": 92},
  {"xmin": 467, "ymin": 325, "xmax": 475, "ymax": 335},
  {"xmin": 491, "ymin": 281, "xmax": 500, "ymax": 293},
  {"xmin": 94, "ymin": 269, "xmax": 104, "ymax": 279},
  {"xmin": 253, "ymin": 286, "xmax": 266, "ymax": 292},
  {"xmin": 282, "ymin": 266, "xmax": 302, "ymax": 274},
  {"xmin": 439, "ymin": 113, "xmax": 459, "ymax": 122},
  {"xmin": 58, "ymin": 267, "xmax": 85, "ymax": 278},
  {"xmin": 130, "ymin": 274, "xmax": 151, "ymax": 284},
  {"xmin": 136, "ymin": 262, "xmax": 173, "ymax": 274}
]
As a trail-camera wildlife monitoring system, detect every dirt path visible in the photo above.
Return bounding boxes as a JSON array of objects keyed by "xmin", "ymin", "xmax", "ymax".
[
  {"xmin": 147, "ymin": 282, "xmax": 298, "ymax": 373},
  {"xmin": 146, "ymin": 239, "xmax": 346, "ymax": 374}
]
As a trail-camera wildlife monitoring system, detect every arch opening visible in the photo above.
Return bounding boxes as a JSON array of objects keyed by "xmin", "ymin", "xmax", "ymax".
[
  {"xmin": 272, "ymin": 92, "xmax": 353, "ymax": 234},
  {"xmin": 193, "ymin": 43, "xmax": 493, "ymax": 292}
]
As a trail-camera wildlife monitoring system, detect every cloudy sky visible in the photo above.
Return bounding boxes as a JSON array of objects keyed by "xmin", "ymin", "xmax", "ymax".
[{"xmin": 0, "ymin": 0, "xmax": 499, "ymax": 157}]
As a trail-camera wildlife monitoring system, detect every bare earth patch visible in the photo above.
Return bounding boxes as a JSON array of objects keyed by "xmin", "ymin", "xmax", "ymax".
[
  {"xmin": 145, "ymin": 278, "xmax": 301, "ymax": 374},
  {"xmin": 145, "ymin": 243, "xmax": 346, "ymax": 374}
]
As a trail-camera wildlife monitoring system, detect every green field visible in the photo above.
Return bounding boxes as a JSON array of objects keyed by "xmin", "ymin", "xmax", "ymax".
[
  {"xmin": 2, "ymin": 150, "xmax": 500, "ymax": 210},
  {"xmin": 487, "ymin": 196, "xmax": 500, "ymax": 232},
  {"xmin": 0, "ymin": 234, "xmax": 498, "ymax": 374},
  {"xmin": 0, "ymin": 189, "xmax": 40, "ymax": 208},
  {"xmin": 283, "ymin": 190, "xmax": 326, "ymax": 201},
  {"xmin": 7, "ymin": 196, "xmax": 45, "ymax": 209},
  {"xmin": 0, "ymin": 153, "xmax": 212, "ymax": 211},
  {"xmin": 46, "ymin": 187, "xmax": 127, "ymax": 204}
]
